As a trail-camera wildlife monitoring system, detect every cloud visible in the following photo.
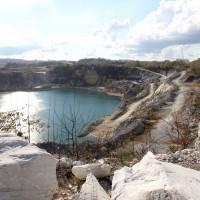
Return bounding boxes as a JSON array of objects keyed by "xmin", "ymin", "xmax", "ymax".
[
  {"xmin": 0, "ymin": 45, "xmax": 40, "ymax": 56},
  {"xmin": 94, "ymin": 19, "xmax": 130, "ymax": 45},
  {"xmin": 126, "ymin": 0, "xmax": 200, "ymax": 55},
  {"xmin": 79, "ymin": 15, "xmax": 94, "ymax": 26},
  {"xmin": 0, "ymin": 0, "xmax": 46, "ymax": 8},
  {"xmin": 15, "ymin": 49, "xmax": 68, "ymax": 60},
  {"xmin": 0, "ymin": 0, "xmax": 199, "ymax": 61},
  {"xmin": 93, "ymin": 0, "xmax": 200, "ymax": 60},
  {"xmin": 160, "ymin": 44, "xmax": 200, "ymax": 61}
]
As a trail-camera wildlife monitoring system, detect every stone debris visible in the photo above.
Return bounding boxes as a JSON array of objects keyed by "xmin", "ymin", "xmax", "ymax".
[
  {"xmin": 111, "ymin": 152, "xmax": 200, "ymax": 200},
  {"xmin": 156, "ymin": 148, "xmax": 200, "ymax": 171},
  {"xmin": 72, "ymin": 163, "xmax": 112, "ymax": 180},
  {"xmin": 79, "ymin": 174, "xmax": 110, "ymax": 200},
  {"xmin": 58, "ymin": 157, "xmax": 73, "ymax": 169}
]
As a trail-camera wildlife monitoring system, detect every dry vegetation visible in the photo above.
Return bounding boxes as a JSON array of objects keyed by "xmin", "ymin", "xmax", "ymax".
[{"xmin": 191, "ymin": 59, "xmax": 200, "ymax": 76}]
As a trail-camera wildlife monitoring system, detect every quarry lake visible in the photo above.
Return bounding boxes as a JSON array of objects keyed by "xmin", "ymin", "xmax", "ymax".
[{"xmin": 0, "ymin": 88, "xmax": 120, "ymax": 143}]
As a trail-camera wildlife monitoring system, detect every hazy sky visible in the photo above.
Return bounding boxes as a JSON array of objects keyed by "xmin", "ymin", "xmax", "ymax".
[{"xmin": 0, "ymin": 0, "xmax": 199, "ymax": 61}]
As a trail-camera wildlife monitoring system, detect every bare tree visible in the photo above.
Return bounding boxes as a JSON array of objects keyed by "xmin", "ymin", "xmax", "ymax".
[
  {"xmin": 47, "ymin": 98, "xmax": 52, "ymax": 143},
  {"xmin": 27, "ymin": 96, "xmax": 31, "ymax": 143},
  {"xmin": 164, "ymin": 111, "xmax": 196, "ymax": 149},
  {"xmin": 51, "ymin": 100, "xmax": 94, "ymax": 159}
]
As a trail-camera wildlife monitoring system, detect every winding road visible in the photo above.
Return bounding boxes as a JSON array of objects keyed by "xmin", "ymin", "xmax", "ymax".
[
  {"xmin": 148, "ymin": 71, "xmax": 192, "ymax": 149},
  {"xmin": 113, "ymin": 83, "xmax": 154, "ymax": 125},
  {"xmin": 88, "ymin": 83, "xmax": 155, "ymax": 138}
]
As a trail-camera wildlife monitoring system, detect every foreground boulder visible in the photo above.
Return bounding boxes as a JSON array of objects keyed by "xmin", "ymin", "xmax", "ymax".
[
  {"xmin": 58, "ymin": 157, "xmax": 73, "ymax": 169},
  {"xmin": 73, "ymin": 160, "xmax": 85, "ymax": 166},
  {"xmin": 0, "ymin": 133, "xmax": 57, "ymax": 200},
  {"xmin": 79, "ymin": 173, "xmax": 110, "ymax": 200},
  {"xmin": 112, "ymin": 152, "xmax": 200, "ymax": 200},
  {"xmin": 72, "ymin": 163, "xmax": 111, "ymax": 180}
]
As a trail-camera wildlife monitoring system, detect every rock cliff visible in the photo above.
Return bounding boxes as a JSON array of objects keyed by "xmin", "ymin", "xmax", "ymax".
[{"xmin": 0, "ymin": 133, "xmax": 57, "ymax": 200}]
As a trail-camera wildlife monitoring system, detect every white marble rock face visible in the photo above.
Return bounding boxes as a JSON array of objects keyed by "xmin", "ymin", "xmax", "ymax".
[
  {"xmin": 111, "ymin": 152, "xmax": 200, "ymax": 200},
  {"xmin": 72, "ymin": 163, "xmax": 111, "ymax": 180},
  {"xmin": 79, "ymin": 173, "xmax": 110, "ymax": 200},
  {"xmin": 0, "ymin": 133, "xmax": 57, "ymax": 200}
]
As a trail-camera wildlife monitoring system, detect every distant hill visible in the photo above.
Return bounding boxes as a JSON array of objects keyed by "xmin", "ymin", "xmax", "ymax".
[
  {"xmin": 0, "ymin": 59, "xmax": 36, "ymax": 68},
  {"xmin": 0, "ymin": 58, "xmax": 191, "ymax": 75}
]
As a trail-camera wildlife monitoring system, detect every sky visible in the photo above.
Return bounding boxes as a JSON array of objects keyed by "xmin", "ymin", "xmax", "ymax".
[{"xmin": 0, "ymin": 0, "xmax": 199, "ymax": 61}]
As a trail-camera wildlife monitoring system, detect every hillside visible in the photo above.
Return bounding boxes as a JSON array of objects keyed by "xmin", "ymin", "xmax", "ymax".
[{"xmin": 0, "ymin": 58, "xmax": 200, "ymax": 200}]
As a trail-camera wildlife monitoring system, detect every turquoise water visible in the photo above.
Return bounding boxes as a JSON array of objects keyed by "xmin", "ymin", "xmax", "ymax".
[{"xmin": 0, "ymin": 88, "xmax": 120, "ymax": 143}]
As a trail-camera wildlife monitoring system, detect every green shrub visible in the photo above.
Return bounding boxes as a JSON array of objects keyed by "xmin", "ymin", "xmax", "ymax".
[{"xmin": 167, "ymin": 144, "xmax": 180, "ymax": 153}]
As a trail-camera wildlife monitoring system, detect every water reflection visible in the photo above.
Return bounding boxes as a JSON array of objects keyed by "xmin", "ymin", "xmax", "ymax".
[
  {"xmin": 0, "ymin": 91, "xmax": 44, "ymax": 142},
  {"xmin": 0, "ymin": 91, "xmax": 43, "ymax": 114}
]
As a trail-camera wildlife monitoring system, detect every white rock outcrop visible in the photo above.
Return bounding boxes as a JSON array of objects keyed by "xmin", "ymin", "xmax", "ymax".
[
  {"xmin": 58, "ymin": 157, "xmax": 73, "ymax": 168},
  {"xmin": 73, "ymin": 160, "xmax": 85, "ymax": 166},
  {"xmin": 72, "ymin": 163, "xmax": 111, "ymax": 180},
  {"xmin": 79, "ymin": 173, "xmax": 110, "ymax": 200},
  {"xmin": 195, "ymin": 123, "xmax": 200, "ymax": 151},
  {"xmin": 112, "ymin": 152, "xmax": 200, "ymax": 200},
  {"xmin": 0, "ymin": 133, "xmax": 57, "ymax": 200}
]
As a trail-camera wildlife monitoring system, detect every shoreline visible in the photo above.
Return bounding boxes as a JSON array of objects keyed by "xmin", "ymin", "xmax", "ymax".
[
  {"xmin": 0, "ymin": 83, "xmax": 125, "ymax": 142},
  {"xmin": 34, "ymin": 84, "xmax": 124, "ymax": 98},
  {"xmin": 0, "ymin": 84, "xmax": 124, "ymax": 99}
]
